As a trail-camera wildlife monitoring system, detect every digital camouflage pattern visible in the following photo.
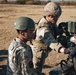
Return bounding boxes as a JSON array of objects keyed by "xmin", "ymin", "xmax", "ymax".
[
  {"xmin": 44, "ymin": 2, "xmax": 62, "ymax": 17},
  {"xmin": 30, "ymin": 17, "xmax": 62, "ymax": 72},
  {"xmin": 7, "ymin": 38, "xmax": 38, "ymax": 75},
  {"xmin": 36, "ymin": 17, "xmax": 59, "ymax": 46}
]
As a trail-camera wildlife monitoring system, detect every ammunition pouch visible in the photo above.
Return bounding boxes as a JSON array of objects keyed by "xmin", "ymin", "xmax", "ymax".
[
  {"xmin": 32, "ymin": 40, "xmax": 48, "ymax": 51},
  {"xmin": 32, "ymin": 40, "xmax": 51, "ymax": 59}
]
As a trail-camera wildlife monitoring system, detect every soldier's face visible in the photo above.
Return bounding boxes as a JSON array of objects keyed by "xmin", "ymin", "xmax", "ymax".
[
  {"xmin": 27, "ymin": 28, "xmax": 35, "ymax": 41},
  {"xmin": 19, "ymin": 28, "xmax": 35, "ymax": 41},
  {"xmin": 47, "ymin": 15, "xmax": 59, "ymax": 23}
]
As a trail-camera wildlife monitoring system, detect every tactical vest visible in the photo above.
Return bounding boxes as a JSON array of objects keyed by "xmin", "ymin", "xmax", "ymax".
[
  {"xmin": 34, "ymin": 18, "xmax": 59, "ymax": 51},
  {"xmin": 36, "ymin": 18, "xmax": 59, "ymax": 39}
]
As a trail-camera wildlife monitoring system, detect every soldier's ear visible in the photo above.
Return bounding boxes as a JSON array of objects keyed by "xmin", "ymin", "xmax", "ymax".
[
  {"xmin": 20, "ymin": 31, "xmax": 24, "ymax": 35},
  {"xmin": 19, "ymin": 31, "xmax": 22, "ymax": 34},
  {"xmin": 21, "ymin": 32, "xmax": 24, "ymax": 36},
  {"xmin": 22, "ymin": 33, "xmax": 24, "ymax": 36}
]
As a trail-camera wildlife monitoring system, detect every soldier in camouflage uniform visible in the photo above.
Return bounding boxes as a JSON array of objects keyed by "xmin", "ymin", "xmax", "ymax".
[
  {"xmin": 6, "ymin": 17, "xmax": 38, "ymax": 75},
  {"xmin": 30, "ymin": 2, "xmax": 66, "ymax": 72}
]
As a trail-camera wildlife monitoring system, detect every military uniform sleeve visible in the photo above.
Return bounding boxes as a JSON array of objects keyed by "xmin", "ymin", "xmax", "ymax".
[
  {"xmin": 14, "ymin": 47, "xmax": 32, "ymax": 75},
  {"xmin": 36, "ymin": 27, "xmax": 65, "ymax": 53},
  {"xmin": 43, "ymin": 29, "xmax": 65, "ymax": 52},
  {"xmin": 15, "ymin": 48, "xmax": 27, "ymax": 75},
  {"xmin": 16, "ymin": 46, "xmax": 38, "ymax": 75}
]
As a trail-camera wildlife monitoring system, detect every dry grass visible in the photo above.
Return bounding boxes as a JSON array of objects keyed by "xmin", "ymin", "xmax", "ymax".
[{"xmin": 0, "ymin": 4, "xmax": 76, "ymax": 75}]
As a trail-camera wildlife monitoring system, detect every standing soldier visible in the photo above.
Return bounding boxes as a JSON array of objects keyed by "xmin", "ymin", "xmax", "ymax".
[
  {"xmin": 30, "ymin": 2, "xmax": 66, "ymax": 72},
  {"xmin": 6, "ymin": 17, "xmax": 38, "ymax": 75}
]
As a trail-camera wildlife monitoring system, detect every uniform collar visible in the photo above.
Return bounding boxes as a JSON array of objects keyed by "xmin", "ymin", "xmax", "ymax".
[{"xmin": 15, "ymin": 37, "xmax": 26, "ymax": 45}]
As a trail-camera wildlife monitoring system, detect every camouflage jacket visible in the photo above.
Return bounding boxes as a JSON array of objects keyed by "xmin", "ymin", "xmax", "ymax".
[
  {"xmin": 35, "ymin": 17, "xmax": 62, "ymax": 51},
  {"xmin": 7, "ymin": 38, "xmax": 38, "ymax": 75}
]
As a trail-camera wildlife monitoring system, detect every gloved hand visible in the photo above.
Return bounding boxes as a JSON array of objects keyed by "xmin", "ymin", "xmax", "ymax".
[{"xmin": 64, "ymin": 47, "xmax": 74, "ymax": 54}]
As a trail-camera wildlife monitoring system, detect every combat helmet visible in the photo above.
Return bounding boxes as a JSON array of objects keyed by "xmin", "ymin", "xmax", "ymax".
[
  {"xmin": 14, "ymin": 17, "xmax": 35, "ymax": 30},
  {"xmin": 44, "ymin": 2, "xmax": 62, "ymax": 17}
]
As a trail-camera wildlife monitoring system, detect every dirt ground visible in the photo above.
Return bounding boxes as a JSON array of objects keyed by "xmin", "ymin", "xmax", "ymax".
[{"xmin": 0, "ymin": 4, "xmax": 76, "ymax": 75}]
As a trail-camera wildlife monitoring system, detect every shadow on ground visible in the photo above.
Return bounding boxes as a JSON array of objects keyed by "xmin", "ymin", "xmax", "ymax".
[
  {"xmin": 43, "ymin": 65, "xmax": 51, "ymax": 69},
  {"xmin": 0, "ymin": 50, "xmax": 8, "ymax": 75}
]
